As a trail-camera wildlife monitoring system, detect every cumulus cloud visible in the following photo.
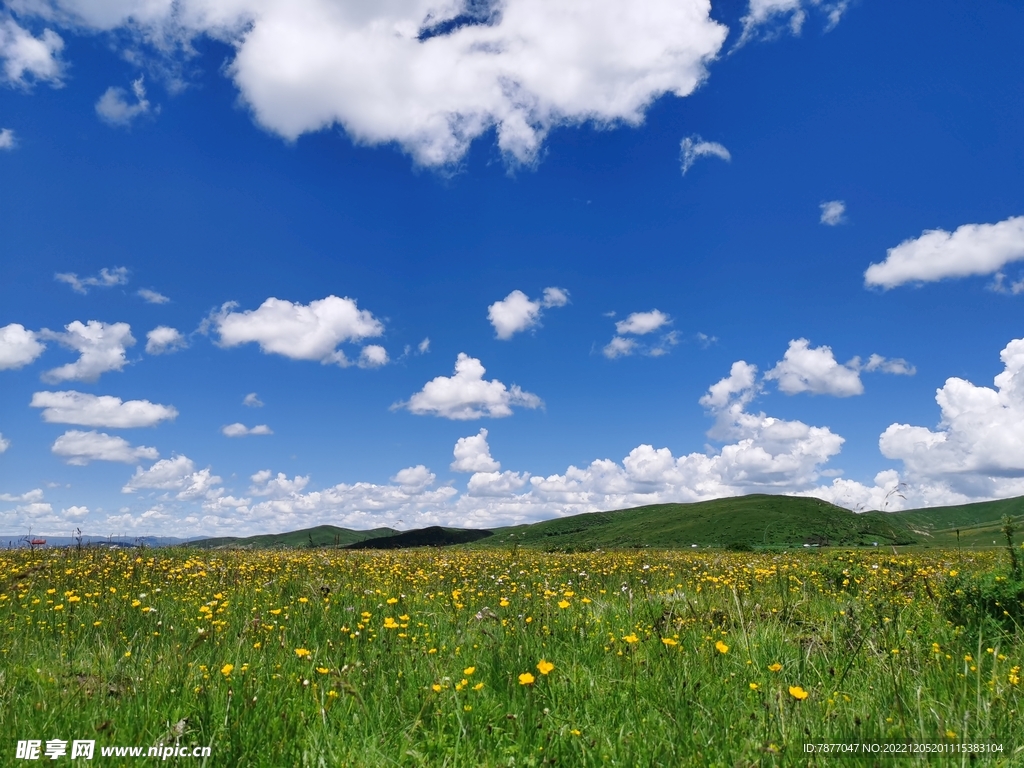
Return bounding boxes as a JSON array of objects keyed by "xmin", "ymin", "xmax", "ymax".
[
  {"xmin": 211, "ymin": 295, "xmax": 384, "ymax": 367},
  {"xmin": 137, "ymin": 288, "xmax": 169, "ymax": 304},
  {"xmin": 764, "ymin": 340, "xmax": 916, "ymax": 397},
  {"xmin": 243, "ymin": 392, "xmax": 263, "ymax": 407},
  {"xmin": 0, "ymin": 323, "xmax": 45, "ymax": 369},
  {"xmin": 31, "ymin": 390, "xmax": 178, "ymax": 428},
  {"xmin": 615, "ymin": 310, "xmax": 670, "ymax": 335},
  {"xmin": 0, "ymin": 432, "xmax": 9, "ymax": 453},
  {"xmin": 54, "ymin": 266, "xmax": 128, "ymax": 294},
  {"xmin": 819, "ymin": 200, "xmax": 845, "ymax": 225},
  {"xmin": 222, "ymin": 423, "xmax": 273, "ymax": 437},
  {"xmin": 10, "ymin": 0, "xmax": 728, "ymax": 167},
  {"xmin": 39, "ymin": 321, "xmax": 135, "ymax": 382},
  {"xmin": 95, "ymin": 76, "xmax": 151, "ymax": 126},
  {"xmin": 604, "ymin": 310, "xmax": 677, "ymax": 358},
  {"xmin": 145, "ymin": 326, "xmax": 187, "ymax": 355},
  {"xmin": 0, "ymin": 488, "xmax": 43, "ymax": 503},
  {"xmin": 451, "ymin": 428, "xmax": 500, "ymax": 473},
  {"xmin": 0, "ymin": 16, "xmax": 64, "ymax": 86},
  {"xmin": 679, "ymin": 135, "xmax": 730, "ymax": 175},
  {"xmin": 359, "ymin": 344, "xmax": 389, "ymax": 368},
  {"xmin": 487, "ymin": 287, "xmax": 569, "ymax": 339},
  {"xmin": 865, "ymin": 215, "xmax": 1024, "ymax": 290},
  {"xmin": 249, "ymin": 470, "xmax": 309, "ymax": 497},
  {"xmin": 765, "ymin": 339, "xmax": 863, "ymax": 397},
  {"xmin": 0, "ymin": 128, "xmax": 14, "ymax": 149},
  {"xmin": 396, "ymin": 353, "xmax": 542, "ymax": 420},
  {"xmin": 122, "ymin": 455, "xmax": 222, "ymax": 500},
  {"xmin": 52, "ymin": 429, "xmax": 159, "ymax": 465}
]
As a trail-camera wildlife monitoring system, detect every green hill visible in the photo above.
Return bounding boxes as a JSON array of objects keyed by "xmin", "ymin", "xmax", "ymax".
[
  {"xmin": 184, "ymin": 494, "xmax": 1024, "ymax": 552},
  {"xmin": 482, "ymin": 494, "xmax": 918, "ymax": 550},
  {"xmin": 193, "ymin": 524, "xmax": 397, "ymax": 549}
]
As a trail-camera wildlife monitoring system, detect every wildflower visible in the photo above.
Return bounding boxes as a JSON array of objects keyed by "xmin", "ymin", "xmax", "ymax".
[
  {"xmin": 298, "ymin": 597, "xmax": 308, "ymax": 603},
  {"xmin": 622, "ymin": 634, "xmax": 639, "ymax": 644},
  {"xmin": 788, "ymin": 686, "xmax": 809, "ymax": 700},
  {"xmin": 383, "ymin": 617, "xmax": 399, "ymax": 629},
  {"xmin": 749, "ymin": 683, "xmax": 759, "ymax": 690},
  {"xmin": 571, "ymin": 729, "xmax": 581, "ymax": 736},
  {"xmin": 221, "ymin": 664, "xmax": 234, "ymax": 676},
  {"xmin": 715, "ymin": 640, "xmax": 729, "ymax": 654},
  {"xmin": 316, "ymin": 667, "xmax": 330, "ymax": 675},
  {"xmin": 295, "ymin": 648, "xmax": 311, "ymax": 658},
  {"xmin": 473, "ymin": 682, "xmax": 484, "ymax": 691},
  {"xmin": 661, "ymin": 638, "xmax": 678, "ymax": 647},
  {"xmin": 432, "ymin": 684, "xmax": 442, "ymax": 692},
  {"xmin": 768, "ymin": 663, "xmax": 782, "ymax": 672},
  {"xmin": 500, "ymin": 599, "xmax": 510, "ymax": 607},
  {"xmin": 537, "ymin": 660, "xmax": 554, "ymax": 675},
  {"xmin": 558, "ymin": 600, "xmax": 570, "ymax": 609},
  {"xmin": 519, "ymin": 672, "xmax": 535, "ymax": 685},
  {"xmin": 387, "ymin": 597, "xmax": 398, "ymax": 605},
  {"xmin": 463, "ymin": 666, "xmax": 476, "ymax": 676}
]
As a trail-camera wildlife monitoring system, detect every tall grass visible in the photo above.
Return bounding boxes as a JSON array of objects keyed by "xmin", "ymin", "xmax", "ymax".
[{"xmin": 1, "ymin": 547, "xmax": 1021, "ymax": 766}]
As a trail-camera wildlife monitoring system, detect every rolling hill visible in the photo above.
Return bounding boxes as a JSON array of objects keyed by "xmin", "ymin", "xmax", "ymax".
[{"xmin": 182, "ymin": 493, "xmax": 1024, "ymax": 551}]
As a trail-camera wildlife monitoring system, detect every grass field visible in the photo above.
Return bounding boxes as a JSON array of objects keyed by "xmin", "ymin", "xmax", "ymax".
[{"xmin": 2, "ymin": 545, "xmax": 1022, "ymax": 766}]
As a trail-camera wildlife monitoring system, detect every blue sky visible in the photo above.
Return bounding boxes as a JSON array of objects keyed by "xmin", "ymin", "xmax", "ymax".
[{"xmin": 2, "ymin": 0, "xmax": 1023, "ymax": 537}]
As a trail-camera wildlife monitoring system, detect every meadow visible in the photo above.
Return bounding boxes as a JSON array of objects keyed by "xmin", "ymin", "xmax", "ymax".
[{"xmin": 1, "ymin": 544, "xmax": 1022, "ymax": 766}]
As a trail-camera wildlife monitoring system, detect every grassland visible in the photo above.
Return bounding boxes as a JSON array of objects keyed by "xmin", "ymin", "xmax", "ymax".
[{"xmin": 2, "ymin": 544, "xmax": 1022, "ymax": 766}]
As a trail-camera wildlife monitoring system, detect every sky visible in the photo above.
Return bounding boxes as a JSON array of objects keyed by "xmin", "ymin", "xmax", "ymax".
[{"xmin": 1, "ymin": 0, "xmax": 1023, "ymax": 538}]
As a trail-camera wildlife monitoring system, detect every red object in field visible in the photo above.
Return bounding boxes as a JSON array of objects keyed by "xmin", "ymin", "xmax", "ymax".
[{"xmin": 30, "ymin": 538, "xmax": 46, "ymax": 545}]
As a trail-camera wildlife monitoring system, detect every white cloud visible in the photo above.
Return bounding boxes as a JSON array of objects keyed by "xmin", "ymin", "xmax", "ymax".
[
  {"xmin": 0, "ymin": 16, "xmax": 63, "ymax": 86},
  {"xmin": 765, "ymin": 338, "xmax": 863, "ymax": 397},
  {"xmin": 680, "ymin": 135, "xmax": 730, "ymax": 175},
  {"xmin": 488, "ymin": 287, "xmax": 569, "ymax": 340},
  {"xmin": 0, "ymin": 128, "xmax": 15, "ymax": 149},
  {"xmin": 358, "ymin": 344, "xmax": 388, "ymax": 368},
  {"xmin": 396, "ymin": 353, "xmax": 542, "ymax": 420},
  {"xmin": 52, "ymin": 429, "xmax": 159, "ymax": 465},
  {"xmin": 122, "ymin": 455, "xmax": 222, "ymax": 500},
  {"xmin": 54, "ymin": 266, "xmax": 129, "ymax": 294},
  {"xmin": 62, "ymin": 505, "xmax": 89, "ymax": 520},
  {"xmin": 0, "ymin": 488, "xmax": 43, "ymax": 503},
  {"xmin": 249, "ymin": 470, "xmax": 308, "ymax": 497},
  {"xmin": 222, "ymin": 423, "xmax": 272, "ymax": 437},
  {"xmin": 737, "ymin": 0, "xmax": 849, "ymax": 46},
  {"xmin": 11, "ymin": 0, "xmax": 727, "ymax": 167},
  {"xmin": 137, "ymin": 288, "xmax": 169, "ymax": 304},
  {"xmin": 243, "ymin": 392, "xmax": 263, "ymax": 407},
  {"xmin": 211, "ymin": 295, "xmax": 384, "ymax": 366},
  {"xmin": 0, "ymin": 432, "xmax": 8, "ymax": 453},
  {"xmin": 819, "ymin": 200, "xmax": 845, "ymax": 225},
  {"xmin": 95, "ymin": 76, "xmax": 151, "ymax": 126},
  {"xmin": 0, "ymin": 323, "xmax": 45, "ymax": 369},
  {"xmin": 417, "ymin": 337, "xmax": 431, "ymax": 354},
  {"xmin": 451, "ymin": 428, "xmax": 500, "ymax": 473},
  {"xmin": 879, "ymin": 337, "xmax": 1024, "ymax": 489},
  {"xmin": 604, "ymin": 310, "xmax": 677, "ymax": 359},
  {"xmin": 861, "ymin": 354, "xmax": 915, "ymax": 376},
  {"xmin": 39, "ymin": 321, "xmax": 135, "ymax": 383},
  {"xmin": 31, "ymin": 390, "xmax": 178, "ymax": 428},
  {"xmin": 145, "ymin": 326, "xmax": 187, "ymax": 355},
  {"xmin": 864, "ymin": 215, "xmax": 1024, "ymax": 290},
  {"xmin": 615, "ymin": 310, "xmax": 670, "ymax": 336},
  {"xmin": 602, "ymin": 336, "xmax": 637, "ymax": 359}
]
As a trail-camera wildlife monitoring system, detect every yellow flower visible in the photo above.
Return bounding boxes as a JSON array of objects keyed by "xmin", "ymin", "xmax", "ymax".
[
  {"xmin": 298, "ymin": 597, "xmax": 308, "ymax": 603},
  {"xmin": 557, "ymin": 600, "xmax": 570, "ymax": 609},
  {"xmin": 749, "ymin": 683, "xmax": 759, "ymax": 690},
  {"xmin": 661, "ymin": 638, "xmax": 678, "ymax": 647},
  {"xmin": 768, "ymin": 663, "xmax": 782, "ymax": 672},
  {"xmin": 945, "ymin": 730, "xmax": 957, "ymax": 740},
  {"xmin": 570, "ymin": 729, "xmax": 581, "ymax": 737},
  {"xmin": 473, "ymin": 682, "xmax": 484, "ymax": 691},
  {"xmin": 221, "ymin": 664, "xmax": 234, "ymax": 676},
  {"xmin": 537, "ymin": 660, "xmax": 554, "ymax": 675},
  {"xmin": 294, "ymin": 648, "xmax": 311, "ymax": 658},
  {"xmin": 789, "ymin": 686, "xmax": 809, "ymax": 700},
  {"xmin": 432, "ymin": 684, "xmax": 442, "ymax": 692},
  {"xmin": 463, "ymin": 666, "xmax": 476, "ymax": 676},
  {"xmin": 715, "ymin": 640, "xmax": 729, "ymax": 654},
  {"xmin": 499, "ymin": 599, "xmax": 510, "ymax": 607},
  {"xmin": 269, "ymin": 609, "xmax": 282, "ymax": 616},
  {"xmin": 387, "ymin": 597, "xmax": 398, "ymax": 604},
  {"xmin": 622, "ymin": 634, "xmax": 639, "ymax": 644},
  {"xmin": 519, "ymin": 672, "xmax": 535, "ymax": 685},
  {"xmin": 383, "ymin": 617, "xmax": 400, "ymax": 629},
  {"xmin": 316, "ymin": 667, "xmax": 330, "ymax": 675}
]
